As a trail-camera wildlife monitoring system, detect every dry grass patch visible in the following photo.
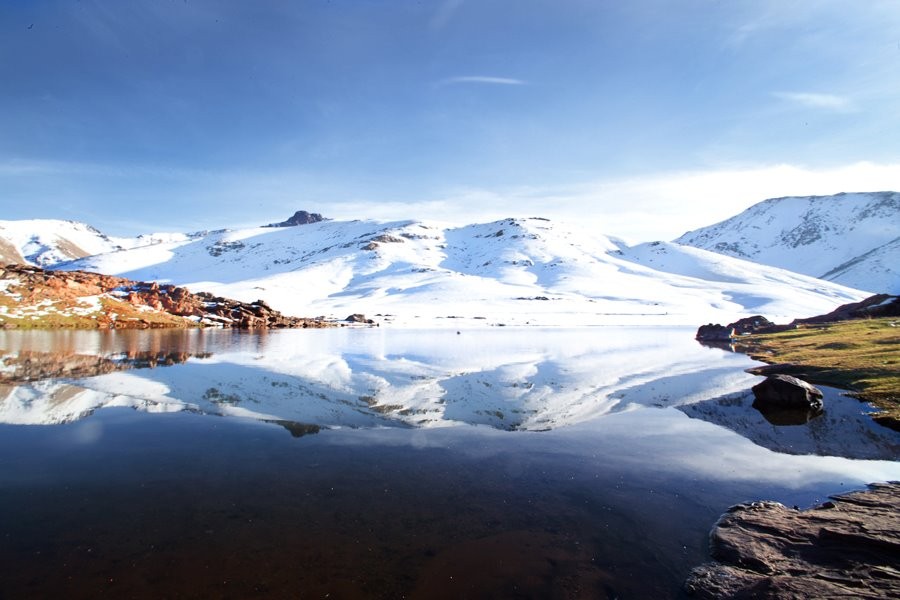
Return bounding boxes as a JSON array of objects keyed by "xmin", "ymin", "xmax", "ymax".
[{"xmin": 0, "ymin": 293, "xmax": 198, "ymax": 329}]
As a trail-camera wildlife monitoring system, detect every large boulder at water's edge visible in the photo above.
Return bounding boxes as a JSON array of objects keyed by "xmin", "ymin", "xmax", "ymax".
[
  {"xmin": 751, "ymin": 374, "xmax": 823, "ymax": 411},
  {"xmin": 696, "ymin": 324, "xmax": 734, "ymax": 342},
  {"xmin": 346, "ymin": 313, "xmax": 375, "ymax": 324},
  {"xmin": 728, "ymin": 315, "xmax": 778, "ymax": 334}
]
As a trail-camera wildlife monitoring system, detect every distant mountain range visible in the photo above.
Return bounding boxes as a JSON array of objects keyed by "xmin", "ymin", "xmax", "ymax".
[
  {"xmin": 42, "ymin": 220, "xmax": 865, "ymax": 327},
  {"xmin": 676, "ymin": 191, "xmax": 899, "ymax": 293},
  {"xmin": 2, "ymin": 191, "xmax": 895, "ymax": 326},
  {"xmin": 0, "ymin": 218, "xmax": 195, "ymax": 266}
]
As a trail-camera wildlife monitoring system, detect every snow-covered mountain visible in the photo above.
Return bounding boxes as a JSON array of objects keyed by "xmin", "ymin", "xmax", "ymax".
[
  {"xmin": 0, "ymin": 219, "xmax": 121, "ymax": 265},
  {"xmin": 56, "ymin": 216, "xmax": 866, "ymax": 327},
  {"xmin": 0, "ymin": 218, "xmax": 195, "ymax": 267},
  {"xmin": 675, "ymin": 192, "xmax": 900, "ymax": 293}
]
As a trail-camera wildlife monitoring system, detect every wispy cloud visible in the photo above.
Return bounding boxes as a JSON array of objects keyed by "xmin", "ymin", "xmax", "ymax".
[
  {"xmin": 435, "ymin": 76, "xmax": 528, "ymax": 87},
  {"xmin": 429, "ymin": 0, "xmax": 465, "ymax": 31},
  {"xmin": 772, "ymin": 92, "xmax": 856, "ymax": 112},
  {"xmin": 727, "ymin": 20, "xmax": 764, "ymax": 47}
]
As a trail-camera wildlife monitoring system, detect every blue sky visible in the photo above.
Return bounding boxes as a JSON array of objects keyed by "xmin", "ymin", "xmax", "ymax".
[{"xmin": 2, "ymin": 0, "xmax": 899, "ymax": 241}]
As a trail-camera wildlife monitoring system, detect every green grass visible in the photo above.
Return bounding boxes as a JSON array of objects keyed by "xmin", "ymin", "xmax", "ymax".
[{"xmin": 738, "ymin": 317, "xmax": 900, "ymax": 427}]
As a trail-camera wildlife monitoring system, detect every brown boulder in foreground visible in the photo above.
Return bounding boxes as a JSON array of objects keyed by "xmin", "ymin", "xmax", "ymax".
[{"xmin": 685, "ymin": 482, "xmax": 900, "ymax": 599}]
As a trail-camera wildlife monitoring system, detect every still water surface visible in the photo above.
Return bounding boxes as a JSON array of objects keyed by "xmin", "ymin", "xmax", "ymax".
[{"xmin": 1, "ymin": 327, "xmax": 898, "ymax": 598}]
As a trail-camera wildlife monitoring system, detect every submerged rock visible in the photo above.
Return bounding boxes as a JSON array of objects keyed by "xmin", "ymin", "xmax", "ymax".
[
  {"xmin": 751, "ymin": 374, "xmax": 823, "ymax": 412},
  {"xmin": 685, "ymin": 482, "xmax": 900, "ymax": 599}
]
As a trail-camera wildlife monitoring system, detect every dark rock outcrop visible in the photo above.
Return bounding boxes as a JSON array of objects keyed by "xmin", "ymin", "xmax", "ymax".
[
  {"xmin": 696, "ymin": 316, "xmax": 790, "ymax": 341},
  {"xmin": 702, "ymin": 295, "xmax": 900, "ymax": 341},
  {"xmin": 696, "ymin": 324, "xmax": 734, "ymax": 342},
  {"xmin": 685, "ymin": 482, "xmax": 900, "ymax": 599},
  {"xmin": 751, "ymin": 374, "xmax": 824, "ymax": 411},
  {"xmin": 264, "ymin": 210, "xmax": 325, "ymax": 228},
  {"xmin": 728, "ymin": 315, "xmax": 777, "ymax": 334},
  {"xmin": 345, "ymin": 313, "xmax": 375, "ymax": 325},
  {"xmin": 794, "ymin": 293, "xmax": 900, "ymax": 323}
]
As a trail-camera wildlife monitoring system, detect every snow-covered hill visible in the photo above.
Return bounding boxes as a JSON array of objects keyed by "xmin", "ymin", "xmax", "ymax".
[
  {"xmin": 675, "ymin": 192, "xmax": 900, "ymax": 293},
  {"xmin": 0, "ymin": 219, "xmax": 121, "ymax": 265},
  {"xmin": 57, "ymin": 216, "xmax": 867, "ymax": 327},
  {"xmin": 0, "ymin": 219, "xmax": 194, "ymax": 267}
]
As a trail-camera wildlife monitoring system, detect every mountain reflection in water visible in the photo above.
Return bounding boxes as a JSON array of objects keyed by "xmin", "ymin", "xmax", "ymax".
[
  {"xmin": 0, "ymin": 327, "xmax": 899, "ymax": 599},
  {"xmin": 0, "ymin": 327, "xmax": 897, "ymax": 459},
  {"xmin": 2, "ymin": 326, "xmax": 758, "ymax": 430}
]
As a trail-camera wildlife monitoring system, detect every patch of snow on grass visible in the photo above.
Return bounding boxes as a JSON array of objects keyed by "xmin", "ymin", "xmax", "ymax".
[{"xmin": 71, "ymin": 295, "xmax": 102, "ymax": 316}]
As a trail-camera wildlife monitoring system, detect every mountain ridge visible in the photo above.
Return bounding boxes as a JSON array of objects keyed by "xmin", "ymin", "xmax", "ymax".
[
  {"xmin": 2, "ymin": 197, "xmax": 890, "ymax": 327},
  {"xmin": 49, "ymin": 215, "xmax": 866, "ymax": 327},
  {"xmin": 675, "ymin": 191, "xmax": 899, "ymax": 293}
]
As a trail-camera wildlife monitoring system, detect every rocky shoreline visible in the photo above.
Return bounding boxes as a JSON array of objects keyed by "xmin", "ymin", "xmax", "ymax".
[
  {"xmin": 695, "ymin": 294, "xmax": 900, "ymax": 430},
  {"xmin": 0, "ymin": 264, "xmax": 333, "ymax": 329},
  {"xmin": 696, "ymin": 294, "xmax": 900, "ymax": 343},
  {"xmin": 684, "ymin": 482, "xmax": 900, "ymax": 598},
  {"xmin": 688, "ymin": 297, "xmax": 900, "ymax": 597}
]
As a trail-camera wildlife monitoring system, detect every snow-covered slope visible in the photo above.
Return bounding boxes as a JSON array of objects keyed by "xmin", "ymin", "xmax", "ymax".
[
  {"xmin": 0, "ymin": 219, "xmax": 124, "ymax": 266},
  {"xmin": 675, "ymin": 192, "xmax": 900, "ymax": 293},
  {"xmin": 0, "ymin": 219, "xmax": 193, "ymax": 267},
  {"xmin": 820, "ymin": 236, "xmax": 900, "ymax": 292},
  {"xmin": 58, "ymin": 216, "xmax": 867, "ymax": 327}
]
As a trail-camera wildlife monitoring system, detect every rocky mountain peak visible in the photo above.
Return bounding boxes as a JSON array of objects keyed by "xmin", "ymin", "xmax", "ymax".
[{"xmin": 264, "ymin": 210, "xmax": 326, "ymax": 228}]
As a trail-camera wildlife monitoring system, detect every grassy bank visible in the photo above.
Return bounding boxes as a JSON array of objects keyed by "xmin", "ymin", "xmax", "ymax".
[{"xmin": 737, "ymin": 317, "xmax": 900, "ymax": 428}]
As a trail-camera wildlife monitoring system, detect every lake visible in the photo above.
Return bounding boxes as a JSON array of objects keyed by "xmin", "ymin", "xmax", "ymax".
[{"xmin": 1, "ymin": 327, "xmax": 898, "ymax": 599}]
